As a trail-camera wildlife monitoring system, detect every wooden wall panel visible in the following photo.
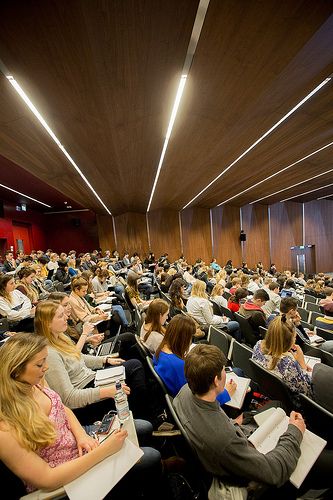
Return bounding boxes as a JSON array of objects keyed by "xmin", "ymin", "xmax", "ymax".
[
  {"xmin": 241, "ymin": 204, "xmax": 270, "ymax": 269},
  {"xmin": 269, "ymin": 201, "xmax": 303, "ymax": 271},
  {"xmin": 96, "ymin": 215, "xmax": 116, "ymax": 253},
  {"xmin": 304, "ymin": 200, "xmax": 333, "ymax": 273},
  {"xmin": 180, "ymin": 208, "xmax": 212, "ymax": 264},
  {"xmin": 211, "ymin": 205, "xmax": 242, "ymax": 268},
  {"xmin": 114, "ymin": 212, "xmax": 149, "ymax": 258},
  {"xmin": 147, "ymin": 210, "xmax": 181, "ymax": 263}
]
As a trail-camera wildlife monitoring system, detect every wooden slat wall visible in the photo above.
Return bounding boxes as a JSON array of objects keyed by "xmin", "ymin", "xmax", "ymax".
[
  {"xmin": 114, "ymin": 212, "xmax": 149, "ymax": 258},
  {"xmin": 147, "ymin": 209, "xmax": 181, "ymax": 263},
  {"xmin": 269, "ymin": 202, "xmax": 303, "ymax": 271},
  {"xmin": 241, "ymin": 204, "xmax": 270, "ymax": 269},
  {"xmin": 211, "ymin": 205, "xmax": 242, "ymax": 268},
  {"xmin": 303, "ymin": 200, "xmax": 333, "ymax": 273},
  {"xmin": 180, "ymin": 207, "xmax": 212, "ymax": 264},
  {"xmin": 96, "ymin": 215, "xmax": 116, "ymax": 253}
]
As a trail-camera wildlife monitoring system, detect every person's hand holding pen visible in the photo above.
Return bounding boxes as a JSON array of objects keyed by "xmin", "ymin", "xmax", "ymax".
[
  {"xmin": 289, "ymin": 411, "xmax": 306, "ymax": 434},
  {"xmin": 225, "ymin": 378, "xmax": 237, "ymax": 396},
  {"xmin": 100, "ymin": 424, "xmax": 127, "ymax": 454}
]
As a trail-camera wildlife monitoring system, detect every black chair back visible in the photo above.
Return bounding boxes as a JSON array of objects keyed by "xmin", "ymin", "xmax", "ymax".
[
  {"xmin": 219, "ymin": 303, "xmax": 236, "ymax": 321},
  {"xmin": 304, "ymin": 294, "xmax": 317, "ymax": 304},
  {"xmin": 223, "ymin": 290, "xmax": 231, "ymax": 300},
  {"xmin": 315, "ymin": 327, "xmax": 333, "ymax": 342},
  {"xmin": 230, "ymin": 340, "xmax": 255, "ymax": 379},
  {"xmin": 258, "ymin": 326, "xmax": 267, "ymax": 338},
  {"xmin": 249, "ymin": 359, "xmax": 294, "ymax": 413},
  {"xmin": 146, "ymin": 356, "xmax": 168, "ymax": 395},
  {"xmin": 208, "ymin": 325, "xmax": 230, "ymax": 359},
  {"xmin": 299, "ymin": 394, "xmax": 333, "ymax": 447},
  {"xmin": 297, "ymin": 307, "xmax": 309, "ymax": 322},
  {"xmin": 305, "ymin": 302, "xmax": 321, "ymax": 313},
  {"xmin": 300, "ymin": 319, "xmax": 315, "ymax": 331},
  {"xmin": 165, "ymin": 394, "xmax": 211, "ymax": 496},
  {"xmin": 210, "ymin": 300, "xmax": 222, "ymax": 316},
  {"xmin": 234, "ymin": 312, "xmax": 258, "ymax": 347}
]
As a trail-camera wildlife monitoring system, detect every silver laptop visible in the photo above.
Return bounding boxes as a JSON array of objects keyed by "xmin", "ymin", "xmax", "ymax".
[{"xmin": 96, "ymin": 326, "xmax": 121, "ymax": 357}]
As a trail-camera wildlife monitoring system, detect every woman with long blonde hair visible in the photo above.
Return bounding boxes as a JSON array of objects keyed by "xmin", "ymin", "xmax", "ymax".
[
  {"xmin": 186, "ymin": 280, "xmax": 241, "ymax": 339},
  {"xmin": 252, "ymin": 315, "xmax": 313, "ymax": 401},
  {"xmin": 0, "ymin": 333, "xmax": 127, "ymax": 493},
  {"xmin": 34, "ymin": 301, "xmax": 147, "ymax": 424}
]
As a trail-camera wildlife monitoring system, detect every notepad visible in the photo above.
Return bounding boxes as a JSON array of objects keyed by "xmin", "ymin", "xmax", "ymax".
[
  {"xmin": 309, "ymin": 334, "xmax": 325, "ymax": 344},
  {"xmin": 94, "ymin": 365, "xmax": 125, "ymax": 386},
  {"xmin": 224, "ymin": 373, "xmax": 251, "ymax": 409},
  {"xmin": 250, "ymin": 407, "xmax": 326, "ymax": 488},
  {"xmin": 64, "ymin": 438, "xmax": 143, "ymax": 500},
  {"xmin": 304, "ymin": 355, "xmax": 321, "ymax": 372}
]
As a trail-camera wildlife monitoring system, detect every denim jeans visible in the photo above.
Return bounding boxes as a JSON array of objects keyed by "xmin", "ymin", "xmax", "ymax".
[{"xmin": 112, "ymin": 304, "xmax": 129, "ymax": 326}]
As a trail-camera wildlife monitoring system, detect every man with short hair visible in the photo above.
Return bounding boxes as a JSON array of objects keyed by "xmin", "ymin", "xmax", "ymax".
[
  {"xmin": 174, "ymin": 344, "xmax": 304, "ymax": 490},
  {"xmin": 319, "ymin": 287, "xmax": 333, "ymax": 308},
  {"xmin": 3, "ymin": 250, "xmax": 16, "ymax": 273},
  {"xmin": 239, "ymin": 289, "xmax": 269, "ymax": 335},
  {"xmin": 262, "ymin": 282, "xmax": 281, "ymax": 317},
  {"xmin": 247, "ymin": 274, "xmax": 261, "ymax": 294}
]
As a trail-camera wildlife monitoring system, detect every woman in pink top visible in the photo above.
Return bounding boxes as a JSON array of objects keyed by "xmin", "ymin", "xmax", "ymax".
[{"xmin": 0, "ymin": 333, "xmax": 127, "ymax": 493}]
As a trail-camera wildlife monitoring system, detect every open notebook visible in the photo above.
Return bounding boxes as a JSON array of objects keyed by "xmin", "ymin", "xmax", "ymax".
[
  {"xmin": 249, "ymin": 407, "xmax": 326, "ymax": 488},
  {"xmin": 224, "ymin": 372, "xmax": 251, "ymax": 409}
]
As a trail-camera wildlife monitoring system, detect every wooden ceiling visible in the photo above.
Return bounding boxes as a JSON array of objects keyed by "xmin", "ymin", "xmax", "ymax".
[{"xmin": 0, "ymin": 0, "xmax": 332, "ymax": 215}]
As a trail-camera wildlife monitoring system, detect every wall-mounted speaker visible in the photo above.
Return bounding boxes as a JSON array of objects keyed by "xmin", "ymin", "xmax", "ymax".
[{"xmin": 240, "ymin": 231, "xmax": 246, "ymax": 242}]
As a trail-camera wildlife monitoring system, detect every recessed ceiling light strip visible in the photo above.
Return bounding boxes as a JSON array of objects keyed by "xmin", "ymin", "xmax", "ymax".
[
  {"xmin": 146, "ymin": 0, "xmax": 210, "ymax": 212},
  {"xmin": 182, "ymin": 76, "xmax": 332, "ymax": 210},
  {"xmin": 0, "ymin": 182, "xmax": 51, "ymax": 207},
  {"xmin": 249, "ymin": 165, "xmax": 333, "ymax": 204},
  {"xmin": 4, "ymin": 73, "xmax": 111, "ymax": 215},
  {"xmin": 317, "ymin": 193, "xmax": 333, "ymax": 200},
  {"xmin": 280, "ymin": 182, "xmax": 333, "ymax": 202},
  {"xmin": 218, "ymin": 139, "xmax": 333, "ymax": 206}
]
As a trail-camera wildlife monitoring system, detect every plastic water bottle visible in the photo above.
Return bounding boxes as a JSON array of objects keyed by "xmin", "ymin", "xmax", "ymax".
[{"xmin": 114, "ymin": 380, "xmax": 130, "ymax": 422}]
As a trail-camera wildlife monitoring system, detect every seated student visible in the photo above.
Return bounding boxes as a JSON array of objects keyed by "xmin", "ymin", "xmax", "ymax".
[
  {"xmin": 34, "ymin": 301, "xmax": 148, "ymax": 425},
  {"xmin": 46, "ymin": 252, "xmax": 59, "ymax": 280},
  {"xmin": 262, "ymin": 281, "xmax": 281, "ymax": 318},
  {"xmin": 125, "ymin": 274, "xmax": 151, "ymax": 311},
  {"xmin": 238, "ymin": 288, "xmax": 269, "ymax": 337},
  {"xmin": 229, "ymin": 277, "xmax": 242, "ymax": 295},
  {"xmin": 0, "ymin": 274, "xmax": 35, "ymax": 332},
  {"xmin": 0, "ymin": 333, "xmax": 162, "ymax": 499},
  {"xmin": 186, "ymin": 279, "xmax": 241, "ymax": 339},
  {"xmin": 247, "ymin": 274, "xmax": 261, "ymax": 294},
  {"xmin": 69, "ymin": 276, "xmax": 111, "ymax": 328},
  {"xmin": 15, "ymin": 267, "xmax": 39, "ymax": 305},
  {"xmin": 280, "ymin": 279, "xmax": 298, "ymax": 299},
  {"xmin": 280, "ymin": 297, "xmax": 333, "ymax": 354},
  {"xmin": 319, "ymin": 287, "xmax": 333, "ymax": 307},
  {"xmin": 168, "ymin": 278, "xmax": 188, "ymax": 317},
  {"xmin": 53, "ymin": 260, "xmax": 71, "ymax": 289},
  {"xmin": 315, "ymin": 302, "xmax": 333, "ymax": 332},
  {"xmin": 252, "ymin": 316, "xmax": 313, "ymax": 404},
  {"xmin": 140, "ymin": 299, "xmax": 169, "ymax": 355},
  {"xmin": 210, "ymin": 283, "xmax": 228, "ymax": 309},
  {"xmin": 153, "ymin": 315, "xmax": 235, "ymax": 405},
  {"xmin": 174, "ymin": 344, "xmax": 333, "ymax": 497},
  {"xmin": 227, "ymin": 287, "xmax": 248, "ymax": 313}
]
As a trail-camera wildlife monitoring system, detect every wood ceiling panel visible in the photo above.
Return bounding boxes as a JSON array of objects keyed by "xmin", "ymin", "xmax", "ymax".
[
  {"xmin": 151, "ymin": 0, "xmax": 333, "ymax": 210},
  {"xmin": 0, "ymin": 0, "xmax": 199, "ymax": 214}
]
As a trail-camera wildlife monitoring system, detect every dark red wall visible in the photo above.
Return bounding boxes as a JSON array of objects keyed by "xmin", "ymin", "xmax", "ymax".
[
  {"xmin": 0, "ymin": 200, "xmax": 46, "ymax": 254},
  {"xmin": 43, "ymin": 211, "xmax": 99, "ymax": 254},
  {"xmin": 0, "ymin": 199, "xmax": 99, "ymax": 256}
]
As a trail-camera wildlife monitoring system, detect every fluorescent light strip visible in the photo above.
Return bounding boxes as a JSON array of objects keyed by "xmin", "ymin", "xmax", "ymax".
[
  {"xmin": 182, "ymin": 76, "xmax": 332, "ymax": 210},
  {"xmin": 0, "ymin": 182, "xmax": 51, "ymax": 208},
  {"xmin": 146, "ymin": 75, "xmax": 187, "ymax": 212},
  {"xmin": 147, "ymin": 0, "xmax": 210, "ymax": 212},
  {"xmin": 317, "ymin": 193, "xmax": 333, "ymax": 200},
  {"xmin": 218, "ymin": 139, "xmax": 333, "ymax": 206},
  {"xmin": 6, "ymin": 76, "xmax": 112, "ymax": 215},
  {"xmin": 250, "ymin": 166, "xmax": 333, "ymax": 204},
  {"xmin": 280, "ymin": 182, "xmax": 333, "ymax": 202}
]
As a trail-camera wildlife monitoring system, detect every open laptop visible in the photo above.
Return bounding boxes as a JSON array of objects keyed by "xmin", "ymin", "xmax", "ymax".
[{"xmin": 96, "ymin": 325, "xmax": 121, "ymax": 357}]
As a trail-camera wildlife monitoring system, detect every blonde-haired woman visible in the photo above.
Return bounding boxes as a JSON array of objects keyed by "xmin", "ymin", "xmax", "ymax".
[
  {"xmin": 140, "ymin": 299, "xmax": 169, "ymax": 354},
  {"xmin": 252, "ymin": 315, "xmax": 313, "ymax": 403},
  {"xmin": 210, "ymin": 283, "xmax": 228, "ymax": 309},
  {"xmin": 0, "ymin": 333, "xmax": 160, "ymax": 497},
  {"xmin": 186, "ymin": 280, "xmax": 241, "ymax": 340},
  {"xmin": 34, "ymin": 301, "xmax": 147, "ymax": 424}
]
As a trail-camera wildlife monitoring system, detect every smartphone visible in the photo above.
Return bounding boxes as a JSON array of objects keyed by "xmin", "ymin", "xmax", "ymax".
[
  {"xmin": 97, "ymin": 412, "xmax": 116, "ymax": 435},
  {"xmin": 225, "ymin": 366, "xmax": 233, "ymax": 373}
]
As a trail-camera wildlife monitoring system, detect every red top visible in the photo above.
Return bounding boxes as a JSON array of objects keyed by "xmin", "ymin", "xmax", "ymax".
[{"xmin": 228, "ymin": 300, "xmax": 240, "ymax": 312}]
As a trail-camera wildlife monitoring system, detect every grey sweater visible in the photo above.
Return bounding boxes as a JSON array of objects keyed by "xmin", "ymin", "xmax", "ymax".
[
  {"xmin": 174, "ymin": 384, "xmax": 302, "ymax": 487},
  {"xmin": 45, "ymin": 346, "xmax": 105, "ymax": 409}
]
